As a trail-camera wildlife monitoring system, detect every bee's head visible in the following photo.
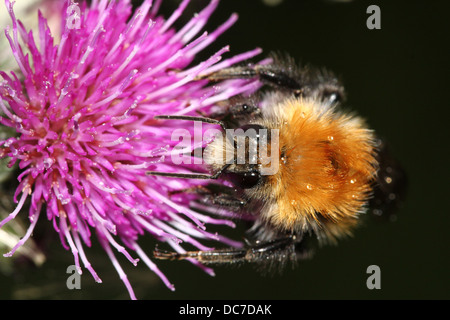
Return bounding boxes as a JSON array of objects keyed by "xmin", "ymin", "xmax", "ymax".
[{"xmin": 204, "ymin": 123, "xmax": 274, "ymax": 189}]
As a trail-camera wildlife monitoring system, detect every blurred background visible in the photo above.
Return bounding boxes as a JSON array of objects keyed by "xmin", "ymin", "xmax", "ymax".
[{"xmin": 0, "ymin": 0, "xmax": 449, "ymax": 299}]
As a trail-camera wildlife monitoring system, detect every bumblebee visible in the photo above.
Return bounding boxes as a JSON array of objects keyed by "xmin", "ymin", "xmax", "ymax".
[{"xmin": 148, "ymin": 54, "xmax": 406, "ymax": 268}]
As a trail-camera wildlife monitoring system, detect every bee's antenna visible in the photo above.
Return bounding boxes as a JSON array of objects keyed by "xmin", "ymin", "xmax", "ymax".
[
  {"xmin": 154, "ymin": 115, "xmax": 227, "ymax": 131},
  {"xmin": 146, "ymin": 163, "xmax": 231, "ymax": 180}
]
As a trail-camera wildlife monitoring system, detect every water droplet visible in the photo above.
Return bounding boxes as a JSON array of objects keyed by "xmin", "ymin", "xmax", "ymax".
[
  {"xmin": 291, "ymin": 199, "xmax": 297, "ymax": 206},
  {"xmin": 142, "ymin": 209, "xmax": 153, "ymax": 216},
  {"xmin": 328, "ymin": 135, "xmax": 334, "ymax": 141},
  {"xmin": 306, "ymin": 184, "xmax": 313, "ymax": 190},
  {"xmin": 350, "ymin": 179, "xmax": 356, "ymax": 184},
  {"xmin": 106, "ymin": 223, "xmax": 116, "ymax": 234},
  {"xmin": 43, "ymin": 157, "xmax": 54, "ymax": 169},
  {"xmin": 76, "ymin": 266, "xmax": 83, "ymax": 275},
  {"xmin": 3, "ymin": 139, "xmax": 13, "ymax": 147},
  {"xmin": 56, "ymin": 194, "xmax": 68, "ymax": 204},
  {"xmin": 10, "ymin": 146, "xmax": 18, "ymax": 156}
]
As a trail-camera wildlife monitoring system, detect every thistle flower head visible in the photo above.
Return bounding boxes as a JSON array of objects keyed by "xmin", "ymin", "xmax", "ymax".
[{"xmin": 0, "ymin": 0, "xmax": 261, "ymax": 299}]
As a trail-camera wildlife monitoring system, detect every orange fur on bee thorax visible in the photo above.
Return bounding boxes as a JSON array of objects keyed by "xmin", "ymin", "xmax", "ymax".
[{"xmin": 260, "ymin": 98, "xmax": 378, "ymax": 237}]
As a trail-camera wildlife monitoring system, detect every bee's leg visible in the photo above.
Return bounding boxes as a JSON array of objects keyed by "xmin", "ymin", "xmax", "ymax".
[
  {"xmin": 204, "ymin": 193, "xmax": 247, "ymax": 210},
  {"xmin": 199, "ymin": 65, "xmax": 302, "ymax": 94},
  {"xmin": 154, "ymin": 235, "xmax": 299, "ymax": 265},
  {"xmin": 154, "ymin": 245, "xmax": 249, "ymax": 264},
  {"xmin": 199, "ymin": 64, "xmax": 345, "ymax": 103},
  {"xmin": 169, "ymin": 184, "xmax": 247, "ymax": 211}
]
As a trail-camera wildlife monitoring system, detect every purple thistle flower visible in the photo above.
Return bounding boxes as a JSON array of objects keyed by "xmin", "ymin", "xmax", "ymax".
[{"xmin": 0, "ymin": 0, "xmax": 261, "ymax": 299}]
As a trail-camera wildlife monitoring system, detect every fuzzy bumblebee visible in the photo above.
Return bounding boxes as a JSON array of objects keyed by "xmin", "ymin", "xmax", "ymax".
[{"xmin": 148, "ymin": 55, "xmax": 404, "ymax": 266}]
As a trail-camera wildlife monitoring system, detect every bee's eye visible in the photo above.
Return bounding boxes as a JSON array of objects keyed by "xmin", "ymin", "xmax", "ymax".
[{"xmin": 227, "ymin": 171, "xmax": 262, "ymax": 189}]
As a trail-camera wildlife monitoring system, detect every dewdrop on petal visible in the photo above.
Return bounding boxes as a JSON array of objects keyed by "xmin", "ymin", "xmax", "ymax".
[{"xmin": 0, "ymin": 0, "xmax": 262, "ymax": 299}]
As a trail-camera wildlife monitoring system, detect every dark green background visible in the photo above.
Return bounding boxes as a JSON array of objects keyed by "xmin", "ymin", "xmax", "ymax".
[{"xmin": 1, "ymin": 0, "xmax": 449, "ymax": 300}]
